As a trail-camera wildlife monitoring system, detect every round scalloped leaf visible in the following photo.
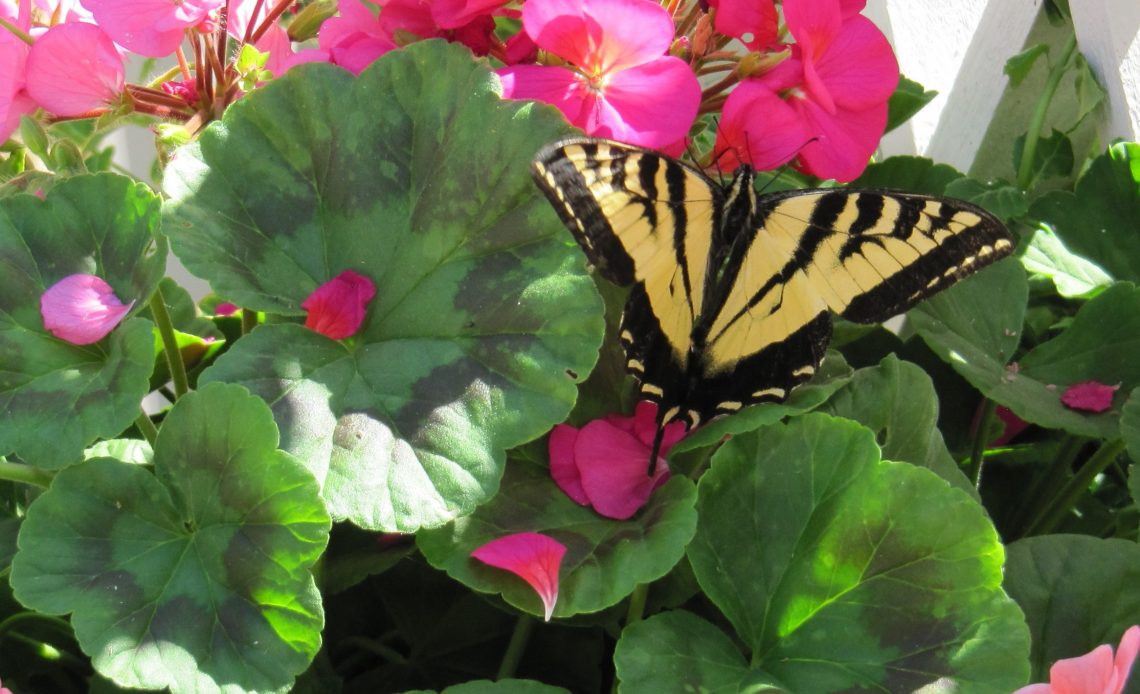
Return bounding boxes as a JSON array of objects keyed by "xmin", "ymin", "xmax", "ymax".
[
  {"xmin": 686, "ymin": 413, "xmax": 1029, "ymax": 692},
  {"xmin": 9, "ymin": 383, "xmax": 330, "ymax": 693},
  {"xmin": 1004, "ymin": 534, "xmax": 1140, "ymax": 682},
  {"xmin": 167, "ymin": 41, "xmax": 602, "ymax": 532},
  {"xmin": 0, "ymin": 173, "xmax": 165, "ymax": 468},
  {"xmin": 417, "ymin": 459, "xmax": 697, "ymax": 619},
  {"xmin": 614, "ymin": 610, "xmax": 756, "ymax": 693}
]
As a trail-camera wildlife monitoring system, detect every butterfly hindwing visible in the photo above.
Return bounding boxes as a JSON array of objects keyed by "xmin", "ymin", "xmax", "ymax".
[{"xmin": 532, "ymin": 137, "xmax": 1014, "ymax": 433}]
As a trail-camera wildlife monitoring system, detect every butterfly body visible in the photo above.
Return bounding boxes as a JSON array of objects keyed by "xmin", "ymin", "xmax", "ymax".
[{"xmin": 533, "ymin": 137, "xmax": 1014, "ymax": 439}]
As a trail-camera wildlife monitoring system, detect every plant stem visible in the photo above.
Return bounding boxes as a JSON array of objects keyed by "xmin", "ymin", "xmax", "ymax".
[
  {"xmin": 966, "ymin": 398, "xmax": 997, "ymax": 486},
  {"xmin": 1016, "ymin": 34, "xmax": 1077, "ymax": 190},
  {"xmin": 0, "ymin": 15, "xmax": 34, "ymax": 44},
  {"xmin": 1025, "ymin": 438, "xmax": 1126, "ymax": 536},
  {"xmin": 241, "ymin": 308, "xmax": 258, "ymax": 335},
  {"xmin": 339, "ymin": 636, "xmax": 407, "ymax": 664},
  {"xmin": 0, "ymin": 459, "xmax": 54, "ymax": 488},
  {"xmin": 135, "ymin": 411, "xmax": 159, "ymax": 446},
  {"xmin": 496, "ymin": 615, "xmax": 534, "ymax": 680},
  {"xmin": 0, "ymin": 612, "xmax": 73, "ymax": 642},
  {"xmin": 149, "ymin": 287, "xmax": 190, "ymax": 400},
  {"xmin": 1010, "ymin": 434, "xmax": 1085, "ymax": 537},
  {"xmin": 625, "ymin": 583, "xmax": 649, "ymax": 625}
]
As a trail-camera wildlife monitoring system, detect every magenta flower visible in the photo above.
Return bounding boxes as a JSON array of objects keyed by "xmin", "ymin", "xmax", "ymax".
[
  {"xmin": 83, "ymin": 0, "xmax": 224, "ymax": 57},
  {"xmin": 431, "ymin": 0, "xmax": 510, "ymax": 29},
  {"xmin": 0, "ymin": 33, "xmax": 34, "ymax": 144},
  {"xmin": 1014, "ymin": 625, "xmax": 1139, "ymax": 694},
  {"xmin": 301, "ymin": 270, "xmax": 376, "ymax": 340},
  {"xmin": 498, "ymin": 0, "xmax": 701, "ymax": 151},
  {"xmin": 715, "ymin": 0, "xmax": 897, "ymax": 181},
  {"xmin": 707, "ymin": 0, "xmax": 777, "ymax": 51},
  {"xmin": 549, "ymin": 402, "xmax": 687, "ymax": 520},
  {"xmin": 25, "ymin": 22, "xmax": 124, "ymax": 117},
  {"xmin": 1060, "ymin": 381, "xmax": 1120, "ymax": 413},
  {"xmin": 40, "ymin": 274, "xmax": 133, "ymax": 345},
  {"xmin": 471, "ymin": 532, "xmax": 567, "ymax": 621}
]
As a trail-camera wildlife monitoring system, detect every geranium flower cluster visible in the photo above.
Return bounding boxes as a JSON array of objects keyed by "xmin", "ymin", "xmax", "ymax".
[{"xmin": 1, "ymin": 0, "xmax": 898, "ymax": 182}]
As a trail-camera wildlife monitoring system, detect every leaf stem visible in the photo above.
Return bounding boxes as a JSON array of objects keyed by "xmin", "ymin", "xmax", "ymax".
[
  {"xmin": 966, "ymin": 398, "xmax": 997, "ymax": 486},
  {"xmin": 1016, "ymin": 34, "xmax": 1077, "ymax": 190},
  {"xmin": 0, "ymin": 612, "xmax": 74, "ymax": 643},
  {"xmin": 0, "ymin": 458, "xmax": 54, "ymax": 488},
  {"xmin": 625, "ymin": 582, "xmax": 649, "ymax": 625},
  {"xmin": 135, "ymin": 411, "xmax": 159, "ymax": 446},
  {"xmin": 1025, "ymin": 437, "xmax": 1126, "ymax": 536},
  {"xmin": 149, "ymin": 286, "xmax": 190, "ymax": 400},
  {"xmin": 496, "ymin": 614, "xmax": 535, "ymax": 680},
  {"xmin": 1010, "ymin": 434, "xmax": 1086, "ymax": 537},
  {"xmin": 338, "ymin": 636, "xmax": 407, "ymax": 664}
]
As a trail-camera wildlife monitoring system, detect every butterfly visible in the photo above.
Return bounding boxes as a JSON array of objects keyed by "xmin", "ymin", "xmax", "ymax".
[{"xmin": 532, "ymin": 137, "xmax": 1014, "ymax": 465}]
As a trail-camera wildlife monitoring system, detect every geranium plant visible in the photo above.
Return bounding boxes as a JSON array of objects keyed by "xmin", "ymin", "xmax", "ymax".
[{"xmin": 0, "ymin": 0, "xmax": 1138, "ymax": 692}]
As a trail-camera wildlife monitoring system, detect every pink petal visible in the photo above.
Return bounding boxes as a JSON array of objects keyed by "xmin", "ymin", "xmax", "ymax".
[
  {"xmin": 0, "ymin": 676, "xmax": 11, "ymax": 694},
  {"xmin": 1010, "ymin": 686, "xmax": 1053, "ymax": 694},
  {"xmin": 715, "ymin": 79, "xmax": 812, "ymax": 172},
  {"xmin": 431, "ymin": 0, "xmax": 508, "ymax": 29},
  {"xmin": 503, "ymin": 30, "xmax": 537, "ymax": 64},
  {"xmin": 471, "ymin": 532, "xmax": 566, "ymax": 621},
  {"xmin": 25, "ymin": 22, "xmax": 123, "ymax": 117},
  {"xmin": 301, "ymin": 270, "xmax": 376, "ymax": 339},
  {"xmin": 840, "ymin": 0, "xmax": 867, "ymax": 16},
  {"xmin": 447, "ymin": 14, "xmax": 496, "ymax": 56},
  {"xmin": 812, "ymin": 15, "xmax": 898, "ymax": 111},
  {"xmin": 1113, "ymin": 626, "xmax": 1140, "ymax": 694},
  {"xmin": 523, "ymin": 0, "xmax": 675, "ymax": 75},
  {"xmin": 1060, "ymin": 381, "xmax": 1120, "ymax": 413},
  {"xmin": 989, "ymin": 406, "xmax": 1030, "ymax": 446},
  {"xmin": 84, "ymin": 0, "xmax": 223, "ymax": 56},
  {"xmin": 0, "ymin": 36, "xmax": 32, "ymax": 143},
  {"xmin": 214, "ymin": 302, "xmax": 238, "ymax": 316},
  {"xmin": 227, "ymin": 0, "xmax": 269, "ymax": 41},
  {"xmin": 783, "ymin": 0, "xmax": 842, "ymax": 64},
  {"xmin": 549, "ymin": 423, "xmax": 590, "ymax": 505},
  {"xmin": 574, "ymin": 417, "xmax": 670, "ymax": 520},
  {"xmin": 497, "ymin": 63, "xmax": 589, "ymax": 126},
  {"xmin": 585, "ymin": 56, "xmax": 700, "ymax": 150},
  {"xmin": 252, "ymin": 22, "xmax": 297, "ymax": 78},
  {"xmin": 378, "ymin": 0, "xmax": 439, "ymax": 39},
  {"xmin": 791, "ymin": 97, "xmax": 886, "ymax": 182},
  {"xmin": 1051, "ymin": 643, "xmax": 1115, "ymax": 694},
  {"xmin": 40, "ymin": 273, "xmax": 133, "ymax": 345},
  {"xmin": 712, "ymin": 0, "xmax": 778, "ymax": 51},
  {"xmin": 630, "ymin": 401, "xmax": 688, "ymax": 458}
]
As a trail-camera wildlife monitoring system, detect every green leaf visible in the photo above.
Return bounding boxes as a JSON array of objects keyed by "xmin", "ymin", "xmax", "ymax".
[
  {"xmin": 851, "ymin": 155, "xmax": 963, "ymax": 194},
  {"xmin": 1072, "ymin": 54, "xmax": 1107, "ymax": 125},
  {"xmin": 685, "ymin": 414, "xmax": 1030, "ymax": 692},
  {"xmin": 1004, "ymin": 535, "xmax": 1140, "ymax": 681},
  {"xmin": 1021, "ymin": 223, "xmax": 1113, "ymax": 298},
  {"xmin": 912, "ymin": 262, "xmax": 1138, "ymax": 438},
  {"xmin": 1029, "ymin": 143, "xmax": 1140, "ymax": 283},
  {"xmin": 1013, "ymin": 129, "xmax": 1074, "ymax": 184},
  {"xmin": 443, "ymin": 680, "xmax": 571, "ymax": 694},
  {"xmin": 1004, "ymin": 44, "xmax": 1049, "ymax": 88},
  {"xmin": 141, "ymin": 277, "xmax": 222, "ymax": 339},
  {"xmin": 417, "ymin": 459, "xmax": 697, "ymax": 619},
  {"xmin": 0, "ymin": 174, "xmax": 165, "ymax": 468},
  {"xmin": 0, "ymin": 516, "xmax": 18, "ymax": 573},
  {"xmin": 83, "ymin": 438, "xmax": 152, "ymax": 465},
  {"xmin": 614, "ymin": 611, "xmax": 755, "ymax": 694},
  {"xmin": 10, "ymin": 383, "xmax": 331, "ymax": 693},
  {"xmin": 1124, "ymin": 387, "xmax": 1140, "ymax": 467},
  {"xmin": 885, "ymin": 74, "xmax": 938, "ymax": 133},
  {"xmin": 820, "ymin": 354, "xmax": 976, "ymax": 499},
  {"xmin": 943, "ymin": 177, "xmax": 1029, "ymax": 222},
  {"xmin": 169, "ymin": 42, "xmax": 604, "ymax": 531}
]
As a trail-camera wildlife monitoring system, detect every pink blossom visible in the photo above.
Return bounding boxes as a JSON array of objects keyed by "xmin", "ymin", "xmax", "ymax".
[
  {"xmin": 82, "ymin": 0, "xmax": 224, "ymax": 57},
  {"xmin": 498, "ymin": 0, "xmax": 701, "ymax": 151},
  {"xmin": 1014, "ymin": 625, "xmax": 1139, "ymax": 694},
  {"xmin": 25, "ymin": 22, "xmax": 123, "ymax": 117},
  {"xmin": 549, "ymin": 402, "xmax": 686, "ymax": 520},
  {"xmin": 1060, "ymin": 381, "xmax": 1120, "ymax": 413},
  {"xmin": 715, "ymin": 0, "xmax": 897, "ymax": 181},
  {"xmin": 40, "ymin": 273, "xmax": 133, "ymax": 345},
  {"xmin": 315, "ymin": 0, "xmax": 396, "ymax": 74},
  {"xmin": 214, "ymin": 302, "xmax": 238, "ymax": 316},
  {"xmin": 707, "ymin": 0, "xmax": 778, "ymax": 51},
  {"xmin": 301, "ymin": 270, "xmax": 376, "ymax": 339},
  {"xmin": 378, "ymin": 0, "xmax": 497, "ymax": 56},
  {"xmin": 431, "ymin": 0, "xmax": 509, "ymax": 29},
  {"xmin": 0, "ymin": 33, "xmax": 34, "ymax": 144},
  {"xmin": 989, "ymin": 405, "xmax": 1030, "ymax": 446},
  {"xmin": 471, "ymin": 532, "xmax": 566, "ymax": 621},
  {"xmin": 161, "ymin": 78, "xmax": 198, "ymax": 105}
]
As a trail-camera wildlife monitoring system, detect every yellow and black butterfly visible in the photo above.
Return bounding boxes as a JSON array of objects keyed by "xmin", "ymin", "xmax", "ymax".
[{"xmin": 532, "ymin": 137, "xmax": 1014, "ymax": 462}]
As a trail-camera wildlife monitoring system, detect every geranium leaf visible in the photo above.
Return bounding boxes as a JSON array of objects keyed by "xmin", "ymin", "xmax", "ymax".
[
  {"xmin": 1004, "ymin": 44, "xmax": 1049, "ymax": 87},
  {"xmin": 1004, "ymin": 535, "xmax": 1140, "ymax": 681},
  {"xmin": 1021, "ymin": 223, "xmax": 1113, "ymax": 298},
  {"xmin": 885, "ymin": 75, "xmax": 938, "ymax": 134},
  {"xmin": 686, "ymin": 414, "xmax": 1029, "ymax": 692},
  {"xmin": 0, "ymin": 174, "xmax": 164, "ymax": 468},
  {"xmin": 168, "ymin": 41, "xmax": 603, "ymax": 531},
  {"xmin": 943, "ymin": 177, "xmax": 1029, "ymax": 222},
  {"xmin": 443, "ymin": 680, "xmax": 571, "ymax": 693},
  {"xmin": 1013, "ymin": 129, "xmax": 1074, "ymax": 183},
  {"xmin": 614, "ymin": 610, "xmax": 754, "ymax": 693},
  {"xmin": 417, "ymin": 459, "xmax": 697, "ymax": 619},
  {"xmin": 1123, "ymin": 387, "xmax": 1140, "ymax": 469},
  {"xmin": 9, "ymin": 383, "xmax": 330, "ymax": 693},
  {"xmin": 851, "ymin": 155, "xmax": 963, "ymax": 194},
  {"xmin": 1029, "ymin": 142, "xmax": 1140, "ymax": 283},
  {"xmin": 820, "ymin": 354, "xmax": 976, "ymax": 499}
]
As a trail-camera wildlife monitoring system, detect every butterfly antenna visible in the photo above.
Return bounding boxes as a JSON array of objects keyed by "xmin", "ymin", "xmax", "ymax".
[{"xmin": 647, "ymin": 412, "xmax": 668, "ymax": 477}]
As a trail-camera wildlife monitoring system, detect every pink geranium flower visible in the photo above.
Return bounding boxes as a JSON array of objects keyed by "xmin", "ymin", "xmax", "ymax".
[
  {"xmin": 0, "ymin": 32, "xmax": 34, "ymax": 144},
  {"xmin": 549, "ymin": 402, "xmax": 687, "ymax": 520},
  {"xmin": 1014, "ymin": 625, "xmax": 1140, "ymax": 694},
  {"xmin": 1060, "ymin": 381, "xmax": 1120, "ymax": 413},
  {"xmin": 471, "ymin": 532, "xmax": 566, "ymax": 621},
  {"xmin": 83, "ymin": 0, "xmax": 224, "ymax": 57},
  {"xmin": 498, "ymin": 0, "xmax": 701, "ymax": 151},
  {"xmin": 40, "ymin": 273, "xmax": 133, "ymax": 345},
  {"xmin": 715, "ymin": 0, "xmax": 897, "ymax": 181},
  {"xmin": 25, "ymin": 22, "xmax": 124, "ymax": 117},
  {"xmin": 301, "ymin": 270, "xmax": 376, "ymax": 339}
]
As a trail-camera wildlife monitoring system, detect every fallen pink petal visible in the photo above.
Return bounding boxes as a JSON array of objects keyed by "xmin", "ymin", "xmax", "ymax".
[
  {"xmin": 40, "ymin": 274, "xmax": 134, "ymax": 345},
  {"xmin": 302, "ymin": 270, "xmax": 376, "ymax": 339},
  {"xmin": 1014, "ymin": 625, "xmax": 1139, "ymax": 694},
  {"xmin": 471, "ymin": 532, "xmax": 566, "ymax": 621},
  {"xmin": 1060, "ymin": 381, "xmax": 1120, "ymax": 413}
]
